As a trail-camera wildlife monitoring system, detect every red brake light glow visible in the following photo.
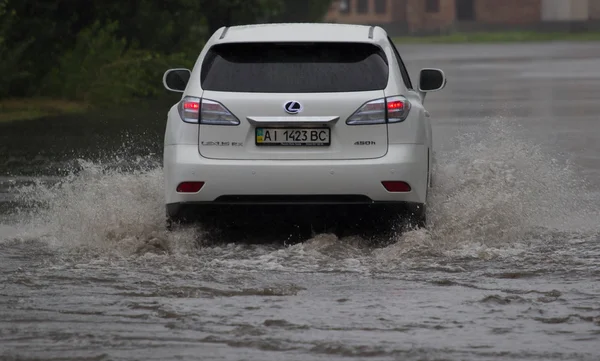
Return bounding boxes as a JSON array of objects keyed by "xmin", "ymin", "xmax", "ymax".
[
  {"xmin": 387, "ymin": 100, "xmax": 404, "ymax": 110},
  {"xmin": 183, "ymin": 102, "xmax": 200, "ymax": 110},
  {"xmin": 346, "ymin": 96, "xmax": 411, "ymax": 125},
  {"xmin": 178, "ymin": 97, "xmax": 240, "ymax": 125},
  {"xmin": 179, "ymin": 96, "xmax": 201, "ymax": 123}
]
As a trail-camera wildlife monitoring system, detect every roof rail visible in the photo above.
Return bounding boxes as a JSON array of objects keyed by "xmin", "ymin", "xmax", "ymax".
[
  {"xmin": 368, "ymin": 26, "xmax": 375, "ymax": 39},
  {"xmin": 219, "ymin": 27, "xmax": 229, "ymax": 39}
]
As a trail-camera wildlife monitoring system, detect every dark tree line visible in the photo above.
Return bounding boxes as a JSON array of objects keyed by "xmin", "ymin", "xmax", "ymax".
[{"xmin": 0, "ymin": 0, "xmax": 332, "ymax": 102}]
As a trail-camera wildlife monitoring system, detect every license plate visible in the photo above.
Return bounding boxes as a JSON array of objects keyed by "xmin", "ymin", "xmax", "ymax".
[{"xmin": 255, "ymin": 128, "xmax": 330, "ymax": 146}]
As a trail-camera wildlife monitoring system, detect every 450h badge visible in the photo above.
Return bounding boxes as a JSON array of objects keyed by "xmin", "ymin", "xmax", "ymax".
[{"xmin": 354, "ymin": 140, "xmax": 376, "ymax": 146}]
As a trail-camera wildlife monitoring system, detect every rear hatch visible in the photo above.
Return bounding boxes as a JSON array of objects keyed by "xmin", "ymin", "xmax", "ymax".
[{"xmin": 197, "ymin": 41, "xmax": 389, "ymax": 160}]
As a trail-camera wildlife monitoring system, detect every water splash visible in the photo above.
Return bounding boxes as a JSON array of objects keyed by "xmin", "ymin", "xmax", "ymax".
[
  {"xmin": 379, "ymin": 117, "xmax": 598, "ymax": 260},
  {"xmin": 1, "ymin": 118, "xmax": 597, "ymax": 262},
  {"xmin": 3, "ymin": 157, "xmax": 201, "ymax": 256}
]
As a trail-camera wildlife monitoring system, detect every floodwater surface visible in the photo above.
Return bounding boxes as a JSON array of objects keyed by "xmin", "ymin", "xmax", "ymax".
[{"xmin": 1, "ymin": 42, "xmax": 600, "ymax": 361}]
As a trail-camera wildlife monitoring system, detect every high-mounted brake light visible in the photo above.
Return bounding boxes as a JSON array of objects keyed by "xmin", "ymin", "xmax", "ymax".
[
  {"xmin": 346, "ymin": 96, "xmax": 411, "ymax": 125},
  {"xmin": 177, "ymin": 97, "xmax": 240, "ymax": 125}
]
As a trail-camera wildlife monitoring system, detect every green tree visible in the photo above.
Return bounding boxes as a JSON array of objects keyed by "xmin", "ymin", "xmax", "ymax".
[
  {"xmin": 199, "ymin": 0, "xmax": 283, "ymax": 36},
  {"xmin": 0, "ymin": 0, "xmax": 288, "ymax": 102}
]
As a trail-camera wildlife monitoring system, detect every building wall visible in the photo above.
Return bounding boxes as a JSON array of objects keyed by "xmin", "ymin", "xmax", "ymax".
[
  {"xmin": 571, "ymin": 0, "xmax": 591, "ymax": 20},
  {"xmin": 391, "ymin": 0, "xmax": 408, "ymax": 22},
  {"xmin": 542, "ymin": 0, "xmax": 589, "ymax": 21},
  {"xmin": 324, "ymin": 0, "xmax": 397, "ymax": 24},
  {"xmin": 542, "ymin": 0, "xmax": 573, "ymax": 20},
  {"xmin": 590, "ymin": 0, "xmax": 600, "ymax": 19},
  {"xmin": 323, "ymin": 0, "xmax": 598, "ymax": 35},
  {"xmin": 405, "ymin": 0, "xmax": 455, "ymax": 33},
  {"xmin": 476, "ymin": 0, "xmax": 542, "ymax": 24}
]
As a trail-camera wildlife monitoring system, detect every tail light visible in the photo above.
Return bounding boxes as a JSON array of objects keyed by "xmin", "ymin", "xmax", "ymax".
[
  {"xmin": 346, "ymin": 96, "xmax": 411, "ymax": 125},
  {"xmin": 177, "ymin": 97, "xmax": 240, "ymax": 125},
  {"xmin": 386, "ymin": 96, "xmax": 411, "ymax": 123},
  {"xmin": 199, "ymin": 99, "xmax": 240, "ymax": 126},
  {"xmin": 346, "ymin": 98, "xmax": 386, "ymax": 125},
  {"xmin": 178, "ymin": 96, "xmax": 201, "ymax": 123}
]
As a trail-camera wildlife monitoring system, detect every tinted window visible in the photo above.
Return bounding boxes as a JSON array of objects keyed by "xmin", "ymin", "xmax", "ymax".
[{"xmin": 201, "ymin": 42, "xmax": 389, "ymax": 93}]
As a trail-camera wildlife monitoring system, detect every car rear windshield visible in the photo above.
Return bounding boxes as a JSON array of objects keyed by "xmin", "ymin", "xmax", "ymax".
[{"xmin": 200, "ymin": 42, "xmax": 389, "ymax": 93}]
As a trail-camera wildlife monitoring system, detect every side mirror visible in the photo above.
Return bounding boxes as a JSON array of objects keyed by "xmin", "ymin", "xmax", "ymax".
[
  {"xmin": 418, "ymin": 68, "xmax": 447, "ymax": 93},
  {"xmin": 163, "ymin": 68, "xmax": 191, "ymax": 92}
]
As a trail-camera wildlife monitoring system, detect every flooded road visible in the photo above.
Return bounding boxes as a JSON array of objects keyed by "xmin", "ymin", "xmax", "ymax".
[{"xmin": 1, "ymin": 42, "xmax": 600, "ymax": 361}]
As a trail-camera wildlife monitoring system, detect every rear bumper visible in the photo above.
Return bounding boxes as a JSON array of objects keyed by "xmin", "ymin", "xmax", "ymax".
[{"xmin": 164, "ymin": 144, "xmax": 429, "ymax": 207}]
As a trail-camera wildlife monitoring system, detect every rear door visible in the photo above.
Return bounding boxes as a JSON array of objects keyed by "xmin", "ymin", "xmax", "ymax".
[{"xmin": 197, "ymin": 42, "xmax": 390, "ymax": 160}]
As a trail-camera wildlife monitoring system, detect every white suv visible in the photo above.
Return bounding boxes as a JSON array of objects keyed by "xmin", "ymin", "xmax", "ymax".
[{"xmin": 162, "ymin": 23, "xmax": 446, "ymax": 229}]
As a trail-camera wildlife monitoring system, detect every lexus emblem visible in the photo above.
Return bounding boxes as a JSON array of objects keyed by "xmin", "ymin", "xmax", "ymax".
[{"xmin": 283, "ymin": 101, "xmax": 303, "ymax": 114}]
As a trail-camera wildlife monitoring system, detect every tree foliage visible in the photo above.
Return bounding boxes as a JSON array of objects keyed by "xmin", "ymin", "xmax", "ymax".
[{"xmin": 0, "ymin": 0, "xmax": 332, "ymax": 102}]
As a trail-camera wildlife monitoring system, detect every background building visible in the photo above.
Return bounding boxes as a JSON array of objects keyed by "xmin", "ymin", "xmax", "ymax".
[{"xmin": 324, "ymin": 0, "xmax": 600, "ymax": 35}]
